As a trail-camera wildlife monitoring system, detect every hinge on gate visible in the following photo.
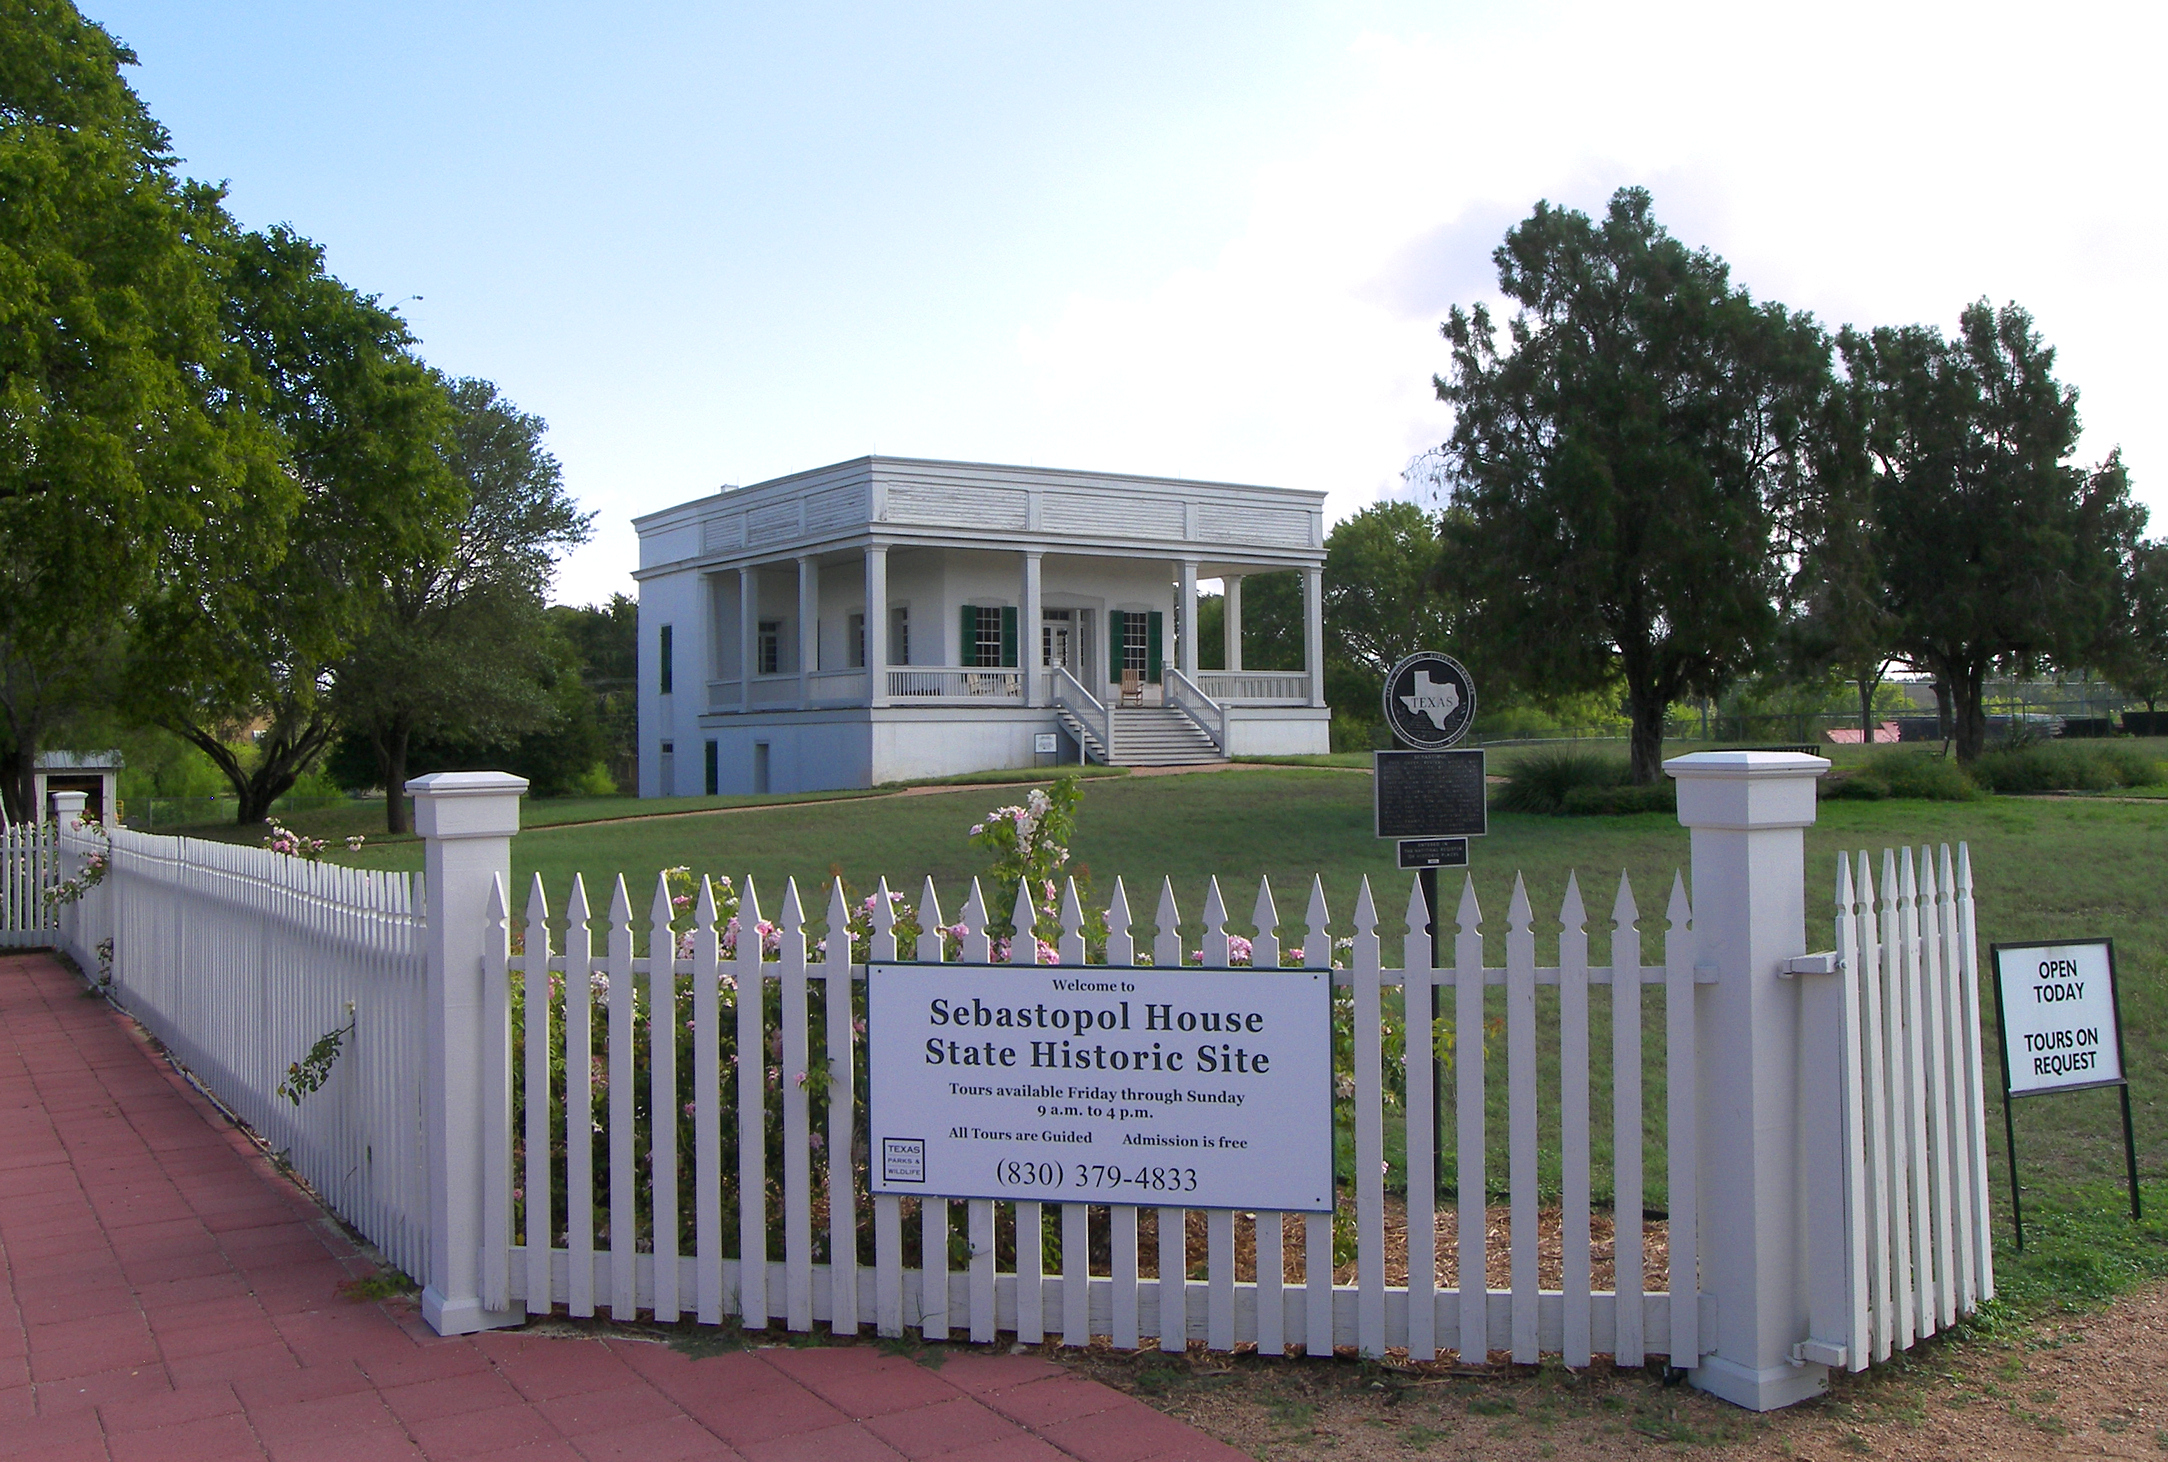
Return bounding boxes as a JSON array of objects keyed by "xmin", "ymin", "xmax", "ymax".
[
  {"xmin": 1779, "ymin": 952, "xmax": 1841, "ymax": 978},
  {"xmin": 1790, "ymin": 1337, "xmax": 1848, "ymax": 1368},
  {"xmin": 1693, "ymin": 961, "xmax": 1720, "ymax": 984}
]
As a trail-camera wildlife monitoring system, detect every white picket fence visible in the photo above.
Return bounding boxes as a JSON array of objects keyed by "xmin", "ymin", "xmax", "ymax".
[
  {"xmin": 60, "ymin": 821, "xmax": 433, "ymax": 1280},
  {"xmin": 34, "ymin": 758, "xmax": 1998, "ymax": 1409},
  {"xmin": 488, "ymin": 867, "xmax": 1707, "ymax": 1364},
  {"xmin": 0, "ymin": 821, "xmax": 57, "ymax": 949},
  {"xmin": 1799, "ymin": 844, "xmax": 1995, "ymax": 1373}
]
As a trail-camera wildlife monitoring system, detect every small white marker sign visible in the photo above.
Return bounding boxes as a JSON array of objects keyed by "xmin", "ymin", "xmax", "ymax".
[
  {"xmin": 867, "ymin": 962, "xmax": 1333, "ymax": 1212},
  {"xmin": 1992, "ymin": 939, "xmax": 2125, "ymax": 1096}
]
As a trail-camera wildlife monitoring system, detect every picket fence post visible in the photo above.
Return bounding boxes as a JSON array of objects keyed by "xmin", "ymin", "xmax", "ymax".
[
  {"xmin": 1664, "ymin": 750, "xmax": 1830, "ymax": 1410},
  {"xmin": 409, "ymin": 770, "xmax": 529, "ymax": 1337}
]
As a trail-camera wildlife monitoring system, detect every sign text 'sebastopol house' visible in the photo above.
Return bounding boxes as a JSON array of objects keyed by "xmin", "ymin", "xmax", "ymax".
[{"xmin": 634, "ymin": 457, "xmax": 1331, "ymax": 794}]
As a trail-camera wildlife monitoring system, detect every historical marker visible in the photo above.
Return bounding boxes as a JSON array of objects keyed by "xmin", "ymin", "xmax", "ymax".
[
  {"xmin": 1381, "ymin": 652, "xmax": 1477, "ymax": 750},
  {"xmin": 1374, "ymin": 749, "xmax": 1488, "ymax": 840},
  {"xmin": 1397, "ymin": 838, "xmax": 1469, "ymax": 870}
]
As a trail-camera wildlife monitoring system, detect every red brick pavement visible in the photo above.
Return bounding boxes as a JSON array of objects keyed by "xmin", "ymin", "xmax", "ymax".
[{"xmin": 0, "ymin": 952, "xmax": 1242, "ymax": 1461}]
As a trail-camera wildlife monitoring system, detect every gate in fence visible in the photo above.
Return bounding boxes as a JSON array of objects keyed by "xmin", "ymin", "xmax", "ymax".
[
  {"xmin": 47, "ymin": 752, "xmax": 1997, "ymax": 1413},
  {"xmin": 1, "ymin": 820, "xmax": 57, "ymax": 949}
]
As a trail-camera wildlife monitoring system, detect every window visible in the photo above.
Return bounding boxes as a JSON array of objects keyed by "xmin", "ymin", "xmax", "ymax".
[
  {"xmin": 1123, "ymin": 614, "xmax": 1150, "ymax": 672},
  {"xmin": 890, "ymin": 606, "xmax": 910, "ymax": 666},
  {"xmin": 757, "ymin": 620, "xmax": 782, "ymax": 675},
  {"xmin": 658, "ymin": 624, "xmax": 674, "ymax": 695},
  {"xmin": 961, "ymin": 605, "xmax": 1017, "ymax": 667},
  {"xmin": 1108, "ymin": 610, "xmax": 1163, "ymax": 681},
  {"xmin": 848, "ymin": 612, "xmax": 866, "ymax": 669},
  {"xmin": 704, "ymin": 740, "xmax": 719, "ymax": 796}
]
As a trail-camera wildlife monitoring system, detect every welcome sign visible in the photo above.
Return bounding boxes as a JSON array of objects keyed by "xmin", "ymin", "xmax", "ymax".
[{"xmin": 866, "ymin": 963, "xmax": 1333, "ymax": 1212}]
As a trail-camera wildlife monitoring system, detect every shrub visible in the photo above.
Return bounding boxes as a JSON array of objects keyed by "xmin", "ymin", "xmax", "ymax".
[
  {"xmin": 1969, "ymin": 742, "xmax": 2165, "ymax": 794},
  {"xmin": 1494, "ymin": 747, "xmax": 1633, "ymax": 814},
  {"xmin": 1560, "ymin": 781, "xmax": 1676, "ymax": 816},
  {"xmin": 1825, "ymin": 749, "xmax": 1979, "ymax": 802}
]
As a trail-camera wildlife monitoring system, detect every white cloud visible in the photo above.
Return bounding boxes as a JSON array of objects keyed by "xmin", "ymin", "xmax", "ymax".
[{"xmin": 1009, "ymin": 2, "xmax": 2168, "ymax": 533}]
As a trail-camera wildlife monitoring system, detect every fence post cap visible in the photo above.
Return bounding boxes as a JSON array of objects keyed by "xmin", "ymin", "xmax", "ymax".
[
  {"xmin": 1663, "ymin": 750, "xmax": 1828, "ymax": 831},
  {"xmin": 404, "ymin": 771, "xmax": 528, "ymax": 841},
  {"xmin": 49, "ymin": 790, "xmax": 89, "ymax": 818}
]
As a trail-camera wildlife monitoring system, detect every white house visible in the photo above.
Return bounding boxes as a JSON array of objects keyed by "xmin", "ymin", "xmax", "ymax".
[{"xmin": 633, "ymin": 457, "xmax": 1331, "ymax": 795}]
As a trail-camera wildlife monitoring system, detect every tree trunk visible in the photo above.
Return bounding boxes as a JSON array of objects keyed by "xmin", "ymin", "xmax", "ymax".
[
  {"xmin": 1858, "ymin": 675, "xmax": 1876, "ymax": 740},
  {"xmin": 7, "ymin": 742, "xmax": 32, "ymax": 824},
  {"xmin": 383, "ymin": 724, "xmax": 411, "ymax": 835},
  {"xmin": 1933, "ymin": 680, "xmax": 1953, "ymax": 741},
  {"xmin": 1950, "ymin": 664, "xmax": 1990, "ymax": 764},
  {"xmin": 1625, "ymin": 686, "xmax": 1668, "ymax": 785},
  {"xmin": 236, "ymin": 779, "xmax": 275, "ymax": 826}
]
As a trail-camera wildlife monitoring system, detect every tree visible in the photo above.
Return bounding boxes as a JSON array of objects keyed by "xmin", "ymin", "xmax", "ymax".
[
  {"xmin": 129, "ymin": 225, "xmax": 463, "ymax": 823},
  {"xmin": 1846, "ymin": 303, "xmax": 2145, "ymax": 762},
  {"xmin": 0, "ymin": 1, "xmax": 284, "ymax": 818},
  {"xmin": 1786, "ymin": 383, "xmax": 1900, "ymax": 739},
  {"xmin": 549, "ymin": 594, "xmax": 638, "ymax": 791},
  {"xmin": 334, "ymin": 378, "xmax": 592, "ymax": 831},
  {"xmin": 1434, "ymin": 188, "xmax": 1833, "ymax": 782},
  {"xmin": 2106, "ymin": 541, "xmax": 2168, "ymax": 715}
]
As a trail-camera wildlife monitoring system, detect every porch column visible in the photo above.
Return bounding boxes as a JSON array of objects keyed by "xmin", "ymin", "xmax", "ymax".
[
  {"xmin": 1301, "ymin": 565, "xmax": 1324, "ymax": 707},
  {"xmin": 865, "ymin": 543, "xmax": 889, "ymax": 707},
  {"xmin": 1177, "ymin": 559, "xmax": 1199, "ymax": 684},
  {"xmin": 1666, "ymin": 750, "xmax": 1833, "ymax": 1410},
  {"xmin": 797, "ymin": 554, "xmax": 819, "ymax": 708},
  {"xmin": 739, "ymin": 567, "xmax": 757, "ymax": 712},
  {"xmin": 1223, "ymin": 575, "xmax": 1244, "ymax": 674},
  {"xmin": 1021, "ymin": 550, "xmax": 1043, "ymax": 706}
]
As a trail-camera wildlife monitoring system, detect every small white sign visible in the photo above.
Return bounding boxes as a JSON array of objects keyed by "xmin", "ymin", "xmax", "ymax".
[
  {"xmin": 1035, "ymin": 733, "xmax": 1059, "ymax": 754},
  {"xmin": 1993, "ymin": 940, "xmax": 2125, "ymax": 1096},
  {"xmin": 867, "ymin": 962, "xmax": 1333, "ymax": 1211}
]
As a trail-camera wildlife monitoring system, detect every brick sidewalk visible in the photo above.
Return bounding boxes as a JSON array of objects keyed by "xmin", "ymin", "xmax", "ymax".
[{"xmin": 0, "ymin": 952, "xmax": 1242, "ymax": 1461}]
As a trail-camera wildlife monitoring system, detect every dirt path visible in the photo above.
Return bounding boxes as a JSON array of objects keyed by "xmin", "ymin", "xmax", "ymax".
[{"xmin": 1068, "ymin": 1282, "xmax": 2168, "ymax": 1459}]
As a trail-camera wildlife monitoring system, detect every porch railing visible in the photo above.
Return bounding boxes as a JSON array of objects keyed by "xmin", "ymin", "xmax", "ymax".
[
  {"xmin": 886, "ymin": 668, "xmax": 1023, "ymax": 701},
  {"xmin": 1164, "ymin": 668, "xmax": 1229, "ymax": 755},
  {"xmin": 1049, "ymin": 666, "xmax": 1112, "ymax": 762},
  {"xmin": 1196, "ymin": 670, "xmax": 1310, "ymax": 703}
]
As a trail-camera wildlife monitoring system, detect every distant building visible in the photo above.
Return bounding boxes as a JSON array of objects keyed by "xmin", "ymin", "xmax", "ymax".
[
  {"xmin": 34, "ymin": 751, "xmax": 122, "ymax": 823},
  {"xmin": 633, "ymin": 457, "xmax": 1331, "ymax": 795}
]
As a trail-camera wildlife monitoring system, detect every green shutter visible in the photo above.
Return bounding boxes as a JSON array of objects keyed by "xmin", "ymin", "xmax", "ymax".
[
  {"xmin": 1147, "ymin": 612, "xmax": 1163, "ymax": 682},
  {"xmin": 1001, "ymin": 606, "xmax": 1018, "ymax": 668},
  {"xmin": 1109, "ymin": 610, "xmax": 1125, "ymax": 678},
  {"xmin": 961, "ymin": 605, "xmax": 975, "ymax": 667}
]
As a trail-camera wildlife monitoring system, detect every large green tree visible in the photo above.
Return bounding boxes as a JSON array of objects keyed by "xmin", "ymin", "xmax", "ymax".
[
  {"xmin": 334, "ymin": 377, "xmax": 592, "ymax": 831},
  {"xmin": 130, "ymin": 225, "xmax": 463, "ymax": 823},
  {"xmin": 0, "ymin": 1, "xmax": 283, "ymax": 818},
  {"xmin": 1845, "ymin": 303, "xmax": 2144, "ymax": 762},
  {"xmin": 2105, "ymin": 541, "xmax": 2168, "ymax": 716},
  {"xmin": 1434, "ymin": 188, "xmax": 1834, "ymax": 782}
]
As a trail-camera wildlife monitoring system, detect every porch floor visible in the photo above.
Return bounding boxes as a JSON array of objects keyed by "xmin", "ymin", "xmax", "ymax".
[{"xmin": 0, "ymin": 951, "xmax": 1240, "ymax": 1462}]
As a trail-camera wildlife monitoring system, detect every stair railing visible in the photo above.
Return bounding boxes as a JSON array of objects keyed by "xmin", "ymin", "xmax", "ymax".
[
  {"xmin": 1050, "ymin": 666, "xmax": 1114, "ymax": 763},
  {"xmin": 1162, "ymin": 668, "xmax": 1229, "ymax": 757}
]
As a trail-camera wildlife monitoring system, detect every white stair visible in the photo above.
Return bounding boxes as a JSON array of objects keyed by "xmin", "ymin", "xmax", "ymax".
[{"xmin": 1105, "ymin": 708, "xmax": 1222, "ymax": 766}]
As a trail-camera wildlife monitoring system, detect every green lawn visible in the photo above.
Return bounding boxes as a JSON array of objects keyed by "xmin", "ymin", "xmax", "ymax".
[{"xmin": 163, "ymin": 752, "xmax": 2168, "ymax": 1307}]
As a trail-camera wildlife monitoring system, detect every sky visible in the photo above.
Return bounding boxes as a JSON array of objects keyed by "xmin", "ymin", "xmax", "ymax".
[{"xmin": 85, "ymin": 1, "xmax": 2168, "ymax": 608}]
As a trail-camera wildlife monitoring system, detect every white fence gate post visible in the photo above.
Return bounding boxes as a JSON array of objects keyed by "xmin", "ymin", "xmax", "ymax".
[
  {"xmin": 1664, "ymin": 750, "xmax": 1830, "ymax": 1410},
  {"xmin": 410, "ymin": 770, "xmax": 528, "ymax": 1336}
]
